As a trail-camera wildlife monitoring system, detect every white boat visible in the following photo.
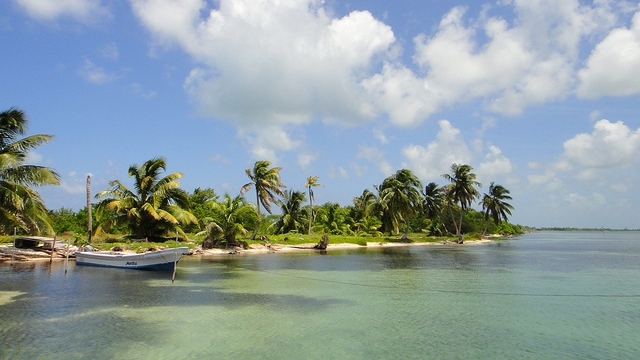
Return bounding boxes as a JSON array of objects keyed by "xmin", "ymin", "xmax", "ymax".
[{"xmin": 75, "ymin": 247, "xmax": 190, "ymax": 270}]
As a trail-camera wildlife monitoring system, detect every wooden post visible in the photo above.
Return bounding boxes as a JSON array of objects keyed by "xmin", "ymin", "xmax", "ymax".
[
  {"xmin": 49, "ymin": 235, "xmax": 57, "ymax": 265},
  {"xmin": 64, "ymin": 237, "xmax": 69, "ymax": 274},
  {"xmin": 172, "ymin": 232, "xmax": 178, "ymax": 283}
]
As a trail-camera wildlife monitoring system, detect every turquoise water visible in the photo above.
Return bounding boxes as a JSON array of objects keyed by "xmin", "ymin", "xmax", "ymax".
[{"xmin": 1, "ymin": 231, "xmax": 639, "ymax": 359}]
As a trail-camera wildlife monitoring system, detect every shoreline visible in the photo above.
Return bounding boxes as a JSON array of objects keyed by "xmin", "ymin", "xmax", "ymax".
[
  {"xmin": 196, "ymin": 238, "xmax": 494, "ymax": 255},
  {"xmin": 0, "ymin": 239, "xmax": 495, "ymax": 262}
]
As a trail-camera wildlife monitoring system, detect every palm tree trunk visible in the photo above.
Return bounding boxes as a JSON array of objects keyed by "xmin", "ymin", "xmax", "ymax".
[
  {"xmin": 457, "ymin": 203, "xmax": 465, "ymax": 244},
  {"xmin": 403, "ymin": 219, "xmax": 410, "ymax": 240},
  {"xmin": 481, "ymin": 212, "xmax": 488, "ymax": 239},
  {"xmin": 448, "ymin": 207, "xmax": 459, "ymax": 239},
  {"xmin": 251, "ymin": 191, "xmax": 260, "ymax": 240},
  {"xmin": 308, "ymin": 194, "xmax": 313, "ymax": 235}
]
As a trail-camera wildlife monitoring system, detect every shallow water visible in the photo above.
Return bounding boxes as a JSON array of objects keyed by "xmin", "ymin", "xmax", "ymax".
[{"xmin": 1, "ymin": 231, "xmax": 639, "ymax": 359}]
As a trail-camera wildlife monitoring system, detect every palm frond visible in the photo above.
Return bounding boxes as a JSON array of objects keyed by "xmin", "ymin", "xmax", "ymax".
[{"xmin": 1, "ymin": 165, "xmax": 60, "ymax": 186}]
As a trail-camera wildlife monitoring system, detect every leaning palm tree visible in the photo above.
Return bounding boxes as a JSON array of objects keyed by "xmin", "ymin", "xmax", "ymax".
[
  {"xmin": 378, "ymin": 169, "xmax": 422, "ymax": 237},
  {"xmin": 240, "ymin": 160, "xmax": 286, "ymax": 239},
  {"xmin": 481, "ymin": 182, "xmax": 514, "ymax": 237},
  {"xmin": 95, "ymin": 157, "xmax": 197, "ymax": 240},
  {"xmin": 442, "ymin": 163, "xmax": 481, "ymax": 243},
  {"xmin": 422, "ymin": 182, "xmax": 444, "ymax": 219},
  {"xmin": 0, "ymin": 108, "xmax": 60, "ymax": 235},
  {"xmin": 197, "ymin": 194, "xmax": 258, "ymax": 247},
  {"xmin": 305, "ymin": 175, "xmax": 323, "ymax": 235},
  {"xmin": 270, "ymin": 189, "xmax": 306, "ymax": 234}
]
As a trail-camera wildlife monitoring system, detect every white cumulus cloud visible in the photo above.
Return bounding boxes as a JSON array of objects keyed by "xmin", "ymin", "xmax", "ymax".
[
  {"xmin": 562, "ymin": 119, "xmax": 640, "ymax": 169},
  {"xmin": 528, "ymin": 118, "xmax": 640, "ymax": 191},
  {"xmin": 364, "ymin": 0, "xmax": 619, "ymax": 126},
  {"xmin": 133, "ymin": 0, "xmax": 395, "ymax": 126},
  {"xmin": 401, "ymin": 120, "xmax": 472, "ymax": 180},
  {"xmin": 238, "ymin": 125, "xmax": 301, "ymax": 162},
  {"xmin": 477, "ymin": 145, "xmax": 514, "ymax": 181},
  {"xmin": 577, "ymin": 11, "xmax": 640, "ymax": 98}
]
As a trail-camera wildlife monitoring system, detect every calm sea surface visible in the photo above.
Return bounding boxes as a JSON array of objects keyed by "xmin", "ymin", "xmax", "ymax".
[{"xmin": 1, "ymin": 231, "xmax": 639, "ymax": 359}]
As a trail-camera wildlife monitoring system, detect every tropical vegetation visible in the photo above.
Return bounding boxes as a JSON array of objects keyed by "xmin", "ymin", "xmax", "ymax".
[
  {"xmin": 377, "ymin": 169, "xmax": 422, "ymax": 237},
  {"xmin": 269, "ymin": 189, "xmax": 307, "ymax": 235},
  {"xmin": 442, "ymin": 163, "xmax": 482, "ymax": 243},
  {"xmin": 0, "ymin": 108, "xmax": 522, "ymax": 247},
  {"xmin": 44, "ymin": 160, "xmax": 521, "ymax": 249},
  {"xmin": 305, "ymin": 175, "xmax": 322, "ymax": 235},
  {"xmin": 198, "ymin": 194, "xmax": 257, "ymax": 248},
  {"xmin": 94, "ymin": 157, "xmax": 197, "ymax": 241},
  {"xmin": 0, "ymin": 109, "xmax": 522, "ymax": 246},
  {"xmin": 240, "ymin": 160, "xmax": 286, "ymax": 239},
  {"xmin": 481, "ymin": 182, "xmax": 515, "ymax": 236},
  {"xmin": 0, "ymin": 108, "xmax": 60, "ymax": 235}
]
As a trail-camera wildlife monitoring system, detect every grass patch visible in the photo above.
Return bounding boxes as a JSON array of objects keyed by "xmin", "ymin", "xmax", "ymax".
[
  {"xmin": 0, "ymin": 236, "xmax": 13, "ymax": 245},
  {"xmin": 245, "ymin": 233, "xmax": 455, "ymax": 246},
  {"xmin": 84, "ymin": 232, "xmax": 477, "ymax": 251}
]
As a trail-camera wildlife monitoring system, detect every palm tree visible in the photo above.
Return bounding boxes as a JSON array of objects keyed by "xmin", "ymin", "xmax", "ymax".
[
  {"xmin": 270, "ymin": 189, "xmax": 306, "ymax": 234},
  {"xmin": 421, "ymin": 182, "xmax": 446, "ymax": 236},
  {"xmin": 197, "ymin": 194, "xmax": 257, "ymax": 247},
  {"xmin": 378, "ymin": 169, "xmax": 422, "ymax": 237},
  {"xmin": 95, "ymin": 157, "xmax": 197, "ymax": 240},
  {"xmin": 313, "ymin": 202, "xmax": 351, "ymax": 235},
  {"xmin": 305, "ymin": 175, "xmax": 322, "ymax": 235},
  {"xmin": 240, "ymin": 160, "xmax": 286, "ymax": 239},
  {"xmin": 185, "ymin": 187, "xmax": 219, "ymax": 233},
  {"xmin": 481, "ymin": 182, "xmax": 514, "ymax": 236},
  {"xmin": 0, "ymin": 108, "xmax": 60, "ymax": 235},
  {"xmin": 442, "ymin": 164, "xmax": 481, "ymax": 243},
  {"xmin": 353, "ymin": 189, "xmax": 376, "ymax": 218},
  {"xmin": 352, "ymin": 214, "xmax": 383, "ymax": 237},
  {"xmin": 422, "ymin": 182, "xmax": 444, "ymax": 219},
  {"xmin": 350, "ymin": 189, "xmax": 381, "ymax": 235},
  {"xmin": 369, "ymin": 184, "xmax": 394, "ymax": 235}
]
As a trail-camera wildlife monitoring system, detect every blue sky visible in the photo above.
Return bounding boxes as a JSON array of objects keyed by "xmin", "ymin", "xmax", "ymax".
[{"xmin": 2, "ymin": 0, "xmax": 640, "ymax": 229}]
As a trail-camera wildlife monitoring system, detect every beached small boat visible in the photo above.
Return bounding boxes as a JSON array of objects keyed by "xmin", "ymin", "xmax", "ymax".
[{"xmin": 75, "ymin": 247, "xmax": 190, "ymax": 270}]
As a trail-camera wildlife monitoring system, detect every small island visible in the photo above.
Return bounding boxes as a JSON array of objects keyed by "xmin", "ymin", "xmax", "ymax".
[{"xmin": 0, "ymin": 108, "xmax": 524, "ymax": 262}]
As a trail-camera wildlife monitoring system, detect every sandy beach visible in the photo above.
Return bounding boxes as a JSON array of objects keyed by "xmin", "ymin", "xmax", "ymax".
[
  {"xmin": 196, "ymin": 238, "xmax": 494, "ymax": 255},
  {"xmin": 0, "ymin": 238, "xmax": 495, "ymax": 262}
]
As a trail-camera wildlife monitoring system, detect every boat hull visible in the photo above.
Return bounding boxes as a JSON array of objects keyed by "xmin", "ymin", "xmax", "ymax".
[{"xmin": 75, "ymin": 247, "xmax": 190, "ymax": 270}]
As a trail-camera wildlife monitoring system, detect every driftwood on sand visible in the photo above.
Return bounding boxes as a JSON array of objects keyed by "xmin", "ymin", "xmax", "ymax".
[
  {"xmin": 314, "ymin": 234, "xmax": 329, "ymax": 250},
  {"xmin": 289, "ymin": 234, "xmax": 330, "ymax": 250}
]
